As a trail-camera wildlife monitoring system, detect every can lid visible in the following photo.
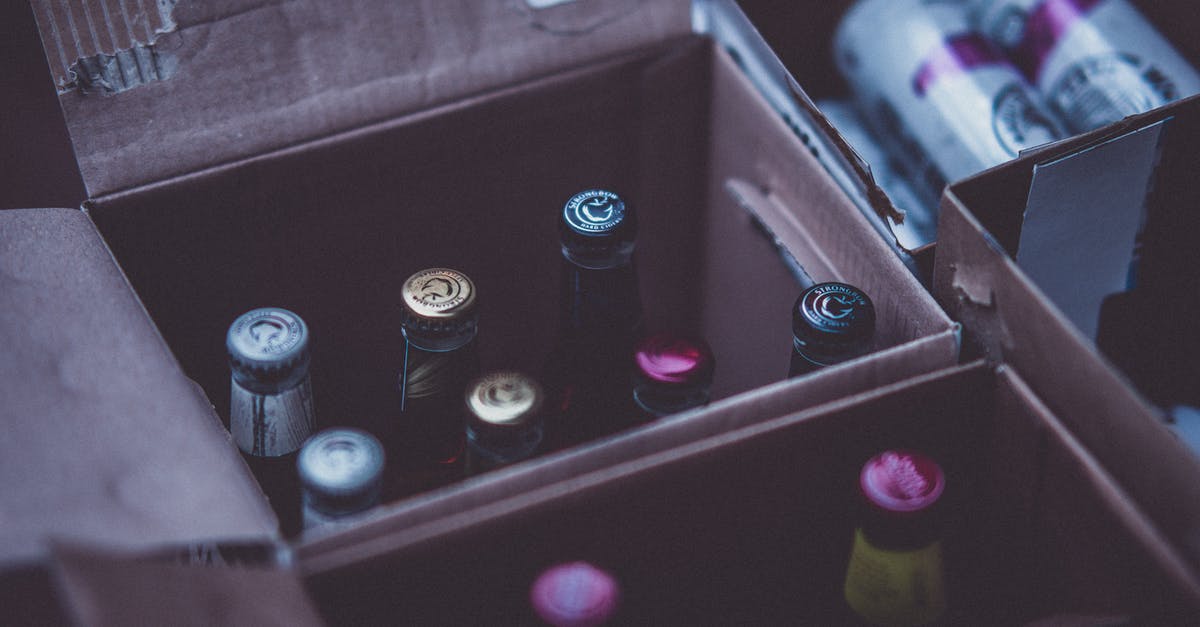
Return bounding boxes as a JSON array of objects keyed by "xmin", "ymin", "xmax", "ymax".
[
  {"xmin": 530, "ymin": 561, "xmax": 620, "ymax": 627},
  {"xmin": 400, "ymin": 268, "xmax": 478, "ymax": 347},
  {"xmin": 860, "ymin": 450, "xmax": 945, "ymax": 514},
  {"xmin": 226, "ymin": 307, "xmax": 310, "ymax": 377},
  {"xmin": 634, "ymin": 332, "xmax": 715, "ymax": 386},
  {"xmin": 792, "ymin": 282, "xmax": 875, "ymax": 352},
  {"xmin": 466, "ymin": 371, "xmax": 544, "ymax": 430},
  {"xmin": 559, "ymin": 189, "xmax": 636, "ymax": 267},
  {"xmin": 298, "ymin": 428, "xmax": 385, "ymax": 498}
]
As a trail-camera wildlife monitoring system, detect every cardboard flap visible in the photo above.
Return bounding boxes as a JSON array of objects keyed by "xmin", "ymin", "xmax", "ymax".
[
  {"xmin": 0, "ymin": 208, "xmax": 277, "ymax": 566},
  {"xmin": 29, "ymin": 0, "xmax": 691, "ymax": 197}
]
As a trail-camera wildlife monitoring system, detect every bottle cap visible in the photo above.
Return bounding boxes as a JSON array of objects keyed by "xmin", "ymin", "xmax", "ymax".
[
  {"xmin": 530, "ymin": 561, "xmax": 620, "ymax": 627},
  {"xmin": 400, "ymin": 268, "xmax": 478, "ymax": 350},
  {"xmin": 227, "ymin": 307, "xmax": 311, "ymax": 389},
  {"xmin": 560, "ymin": 189, "xmax": 637, "ymax": 268},
  {"xmin": 466, "ymin": 371, "xmax": 544, "ymax": 431},
  {"xmin": 634, "ymin": 332, "xmax": 715, "ymax": 386},
  {"xmin": 860, "ymin": 450, "xmax": 944, "ymax": 514},
  {"xmin": 298, "ymin": 428, "xmax": 385, "ymax": 514},
  {"xmin": 792, "ymin": 282, "xmax": 875, "ymax": 361}
]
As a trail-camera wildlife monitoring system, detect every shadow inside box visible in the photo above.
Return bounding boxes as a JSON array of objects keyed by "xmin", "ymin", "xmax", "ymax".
[
  {"xmin": 302, "ymin": 363, "xmax": 1194, "ymax": 625},
  {"xmin": 82, "ymin": 34, "xmax": 948, "ymax": 526},
  {"xmin": 84, "ymin": 38, "xmax": 795, "ymax": 507}
]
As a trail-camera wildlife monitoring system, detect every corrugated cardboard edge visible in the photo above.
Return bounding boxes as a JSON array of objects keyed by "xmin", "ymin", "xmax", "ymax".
[
  {"xmin": 932, "ymin": 188, "xmax": 1200, "ymax": 574},
  {"xmin": 28, "ymin": 0, "xmax": 692, "ymax": 197}
]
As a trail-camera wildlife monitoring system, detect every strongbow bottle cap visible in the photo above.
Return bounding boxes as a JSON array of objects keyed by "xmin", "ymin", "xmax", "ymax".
[
  {"xmin": 400, "ymin": 268, "xmax": 478, "ymax": 349},
  {"xmin": 227, "ymin": 307, "xmax": 310, "ymax": 386},
  {"xmin": 860, "ymin": 450, "xmax": 945, "ymax": 514},
  {"xmin": 560, "ymin": 189, "xmax": 637, "ymax": 267},
  {"xmin": 530, "ymin": 561, "xmax": 620, "ymax": 627},
  {"xmin": 466, "ymin": 371, "xmax": 544, "ymax": 430},
  {"xmin": 298, "ymin": 428, "xmax": 384, "ymax": 510},
  {"xmin": 792, "ymin": 282, "xmax": 875, "ymax": 355},
  {"xmin": 634, "ymin": 332, "xmax": 715, "ymax": 386}
]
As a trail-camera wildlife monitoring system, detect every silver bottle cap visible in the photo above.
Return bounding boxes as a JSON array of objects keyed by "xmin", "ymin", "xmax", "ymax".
[
  {"xmin": 227, "ymin": 307, "xmax": 311, "ymax": 389},
  {"xmin": 298, "ymin": 428, "xmax": 385, "ymax": 515}
]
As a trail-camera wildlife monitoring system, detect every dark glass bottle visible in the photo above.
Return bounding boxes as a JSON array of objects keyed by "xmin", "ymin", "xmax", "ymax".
[
  {"xmin": 227, "ymin": 307, "xmax": 317, "ymax": 538},
  {"xmin": 789, "ymin": 282, "xmax": 876, "ymax": 377},
  {"xmin": 544, "ymin": 189, "xmax": 644, "ymax": 449},
  {"xmin": 529, "ymin": 561, "xmax": 621, "ymax": 627},
  {"xmin": 395, "ymin": 267, "xmax": 480, "ymax": 495},
  {"xmin": 298, "ymin": 428, "xmax": 385, "ymax": 533},
  {"xmin": 464, "ymin": 371, "xmax": 545, "ymax": 476},
  {"xmin": 631, "ymin": 331, "xmax": 715, "ymax": 422},
  {"xmin": 843, "ymin": 449, "xmax": 948, "ymax": 626}
]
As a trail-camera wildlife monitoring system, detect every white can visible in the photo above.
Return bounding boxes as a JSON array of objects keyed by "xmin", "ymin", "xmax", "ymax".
[
  {"xmin": 972, "ymin": 0, "xmax": 1200, "ymax": 133},
  {"xmin": 834, "ymin": 0, "xmax": 1063, "ymax": 207}
]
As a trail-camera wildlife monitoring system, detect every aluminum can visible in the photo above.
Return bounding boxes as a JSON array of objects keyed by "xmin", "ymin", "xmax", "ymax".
[{"xmin": 973, "ymin": 0, "xmax": 1200, "ymax": 133}]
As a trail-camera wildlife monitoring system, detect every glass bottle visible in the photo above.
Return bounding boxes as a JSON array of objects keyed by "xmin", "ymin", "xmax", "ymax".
[
  {"xmin": 396, "ymin": 267, "xmax": 480, "ymax": 494},
  {"xmin": 529, "ymin": 561, "xmax": 621, "ymax": 627},
  {"xmin": 464, "ymin": 371, "xmax": 545, "ymax": 475},
  {"xmin": 789, "ymin": 282, "xmax": 876, "ymax": 377},
  {"xmin": 298, "ymin": 428, "xmax": 385, "ymax": 532},
  {"xmin": 843, "ymin": 449, "xmax": 948, "ymax": 626},
  {"xmin": 227, "ymin": 307, "xmax": 317, "ymax": 537},
  {"xmin": 543, "ymin": 189, "xmax": 644, "ymax": 449},
  {"xmin": 631, "ymin": 331, "xmax": 715, "ymax": 422}
]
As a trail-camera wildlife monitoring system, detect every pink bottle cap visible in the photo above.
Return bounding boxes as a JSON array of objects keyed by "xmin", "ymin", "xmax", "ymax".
[
  {"xmin": 860, "ymin": 450, "xmax": 945, "ymax": 514},
  {"xmin": 530, "ymin": 561, "xmax": 620, "ymax": 626},
  {"xmin": 634, "ymin": 332, "xmax": 715, "ymax": 385}
]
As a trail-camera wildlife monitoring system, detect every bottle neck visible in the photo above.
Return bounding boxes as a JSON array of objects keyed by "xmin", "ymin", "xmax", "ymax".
[
  {"xmin": 559, "ymin": 253, "xmax": 643, "ymax": 339},
  {"xmin": 632, "ymin": 377, "xmax": 711, "ymax": 419}
]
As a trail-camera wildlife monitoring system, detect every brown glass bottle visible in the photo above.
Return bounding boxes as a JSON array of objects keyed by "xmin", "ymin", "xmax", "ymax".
[
  {"xmin": 394, "ymin": 267, "xmax": 480, "ymax": 496},
  {"xmin": 227, "ymin": 307, "xmax": 316, "ymax": 538},
  {"xmin": 543, "ymin": 190, "xmax": 644, "ymax": 449}
]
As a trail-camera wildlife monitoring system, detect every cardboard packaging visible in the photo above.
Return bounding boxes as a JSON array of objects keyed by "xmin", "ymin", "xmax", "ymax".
[
  {"xmin": 933, "ymin": 95, "xmax": 1200, "ymax": 586},
  {"xmin": 736, "ymin": 0, "xmax": 1200, "ymax": 275},
  {"xmin": 299, "ymin": 362, "xmax": 1200, "ymax": 623},
  {"xmin": 12, "ymin": 0, "xmax": 957, "ymax": 572}
]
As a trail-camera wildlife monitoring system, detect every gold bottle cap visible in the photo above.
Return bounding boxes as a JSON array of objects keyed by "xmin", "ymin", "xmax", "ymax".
[
  {"xmin": 466, "ymin": 371, "xmax": 544, "ymax": 429},
  {"xmin": 401, "ymin": 267, "xmax": 477, "ymax": 321}
]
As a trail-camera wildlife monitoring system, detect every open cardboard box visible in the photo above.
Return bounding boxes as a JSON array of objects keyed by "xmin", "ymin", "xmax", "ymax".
[
  {"xmin": 734, "ymin": 0, "xmax": 1200, "ymax": 276},
  {"xmin": 11, "ymin": 0, "xmax": 957, "ymax": 571},
  {"xmin": 299, "ymin": 362, "xmax": 1200, "ymax": 623},
  {"xmin": 932, "ymin": 94, "xmax": 1200, "ymax": 588}
]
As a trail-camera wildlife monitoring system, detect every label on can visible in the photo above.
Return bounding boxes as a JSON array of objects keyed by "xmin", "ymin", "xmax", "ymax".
[
  {"xmin": 982, "ymin": 0, "xmax": 1200, "ymax": 132},
  {"xmin": 843, "ymin": 528, "xmax": 946, "ymax": 626},
  {"xmin": 231, "ymin": 375, "xmax": 315, "ymax": 457}
]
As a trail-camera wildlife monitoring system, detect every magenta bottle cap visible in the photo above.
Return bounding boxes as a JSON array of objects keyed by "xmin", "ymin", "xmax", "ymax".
[
  {"xmin": 530, "ymin": 561, "xmax": 620, "ymax": 626},
  {"xmin": 860, "ymin": 450, "xmax": 945, "ymax": 514},
  {"xmin": 634, "ymin": 332, "xmax": 715, "ymax": 386}
]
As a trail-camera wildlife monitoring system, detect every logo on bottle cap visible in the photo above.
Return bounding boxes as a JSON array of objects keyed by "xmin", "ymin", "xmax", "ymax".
[
  {"xmin": 402, "ymin": 268, "xmax": 476, "ymax": 319},
  {"xmin": 563, "ymin": 189, "xmax": 627, "ymax": 235},
  {"xmin": 467, "ymin": 372, "xmax": 543, "ymax": 427},
  {"xmin": 860, "ymin": 450, "xmax": 944, "ymax": 514},
  {"xmin": 797, "ymin": 282, "xmax": 875, "ymax": 338},
  {"xmin": 227, "ymin": 308, "xmax": 308, "ymax": 366}
]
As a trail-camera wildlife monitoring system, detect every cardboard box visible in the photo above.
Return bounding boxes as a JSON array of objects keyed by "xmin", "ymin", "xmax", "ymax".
[
  {"xmin": 736, "ymin": 0, "xmax": 1200, "ymax": 273},
  {"xmin": 13, "ymin": 0, "xmax": 957, "ymax": 565},
  {"xmin": 933, "ymin": 95, "xmax": 1200, "ymax": 582},
  {"xmin": 299, "ymin": 362, "xmax": 1200, "ymax": 623}
]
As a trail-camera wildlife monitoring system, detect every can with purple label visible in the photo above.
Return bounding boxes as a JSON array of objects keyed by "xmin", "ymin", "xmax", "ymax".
[
  {"xmin": 835, "ymin": 0, "xmax": 1063, "ymax": 206},
  {"xmin": 971, "ymin": 0, "xmax": 1200, "ymax": 133}
]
